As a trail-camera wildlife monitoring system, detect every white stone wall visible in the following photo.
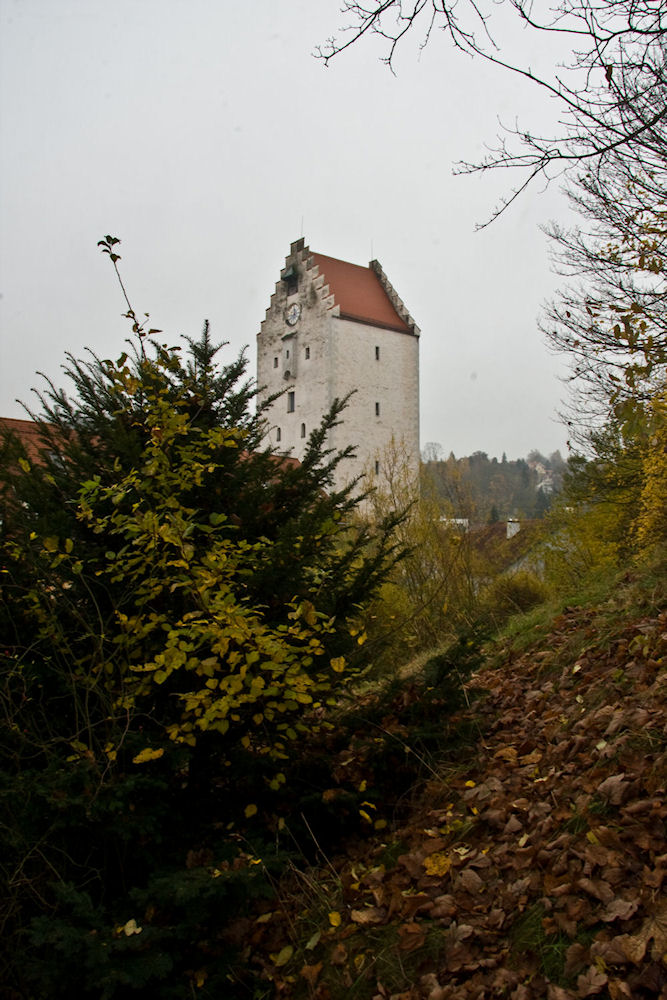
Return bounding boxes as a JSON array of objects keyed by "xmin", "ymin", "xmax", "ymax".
[
  {"xmin": 257, "ymin": 241, "xmax": 419, "ymax": 493},
  {"xmin": 326, "ymin": 317, "xmax": 419, "ymax": 487}
]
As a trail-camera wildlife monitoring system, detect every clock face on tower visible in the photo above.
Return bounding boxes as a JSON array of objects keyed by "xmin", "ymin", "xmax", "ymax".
[{"xmin": 286, "ymin": 303, "xmax": 301, "ymax": 326}]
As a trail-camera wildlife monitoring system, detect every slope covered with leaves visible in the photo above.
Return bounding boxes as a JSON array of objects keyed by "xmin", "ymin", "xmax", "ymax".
[{"xmin": 241, "ymin": 570, "xmax": 666, "ymax": 1000}]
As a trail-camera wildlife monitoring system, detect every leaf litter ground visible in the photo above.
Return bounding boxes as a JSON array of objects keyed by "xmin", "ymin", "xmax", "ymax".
[{"xmin": 235, "ymin": 593, "xmax": 667, "ymax": 1000}]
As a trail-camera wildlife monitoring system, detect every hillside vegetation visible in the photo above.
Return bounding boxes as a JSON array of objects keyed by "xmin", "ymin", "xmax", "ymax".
[{"xmin": 233, "ymin": 561, "xmax": 666, "ymax": 1000}]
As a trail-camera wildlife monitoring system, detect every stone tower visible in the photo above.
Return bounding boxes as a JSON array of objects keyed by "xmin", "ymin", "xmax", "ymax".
[{"xmin": 257, "ymin": 238, "xmax": 420, "ymax": 490}]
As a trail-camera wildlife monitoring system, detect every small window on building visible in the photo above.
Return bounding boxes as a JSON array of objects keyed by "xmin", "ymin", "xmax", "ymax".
[
  {"xmin": 300, "ymin": 422, "xmax": 306, "ymax": 438},
  {"xmin": 285, "ymin": 349, "xmax": 290, "ymax": 360},
  {"xmin": 276, "ymin": 427, "xmax": 281, "ymax": 442},
  {"xmin": 287, "ymin": 391, "xmax": 295, "ymax": 413},
  {"xmin": 375, "ymin": 401, "xmax": 380, "ymax": 417},
  {"xmin": 305, "ymin": 346, "xmax": 310, "ymax": 360},
  {"xmin": 375, "ymin": 460, "xmax": 380, "ymax": 475},
  {"xmin": 273, "ymin": 356, "xmax": 278, "ymax": 368},
  {"xmin": 375, "ymin": 345, "xmax": 380, "ymax": 360}
]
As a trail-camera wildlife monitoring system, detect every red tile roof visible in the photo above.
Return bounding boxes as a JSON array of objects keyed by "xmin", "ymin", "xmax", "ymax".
[
  {"xmin": 311, "ymin": 253, "xmax": 411, "ymax": 333},
  {"xmin": 0, "ymin": 419, "xmax": 301, "ymax": 474},
  {"xmin": 0, "ymin": 417, "xmax": 53, "ymax": 463}
]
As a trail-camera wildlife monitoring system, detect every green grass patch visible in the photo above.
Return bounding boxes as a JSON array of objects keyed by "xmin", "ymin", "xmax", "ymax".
[{"xmin": 509, "ymin": 903, "xmax": 571, "ymax": 984}]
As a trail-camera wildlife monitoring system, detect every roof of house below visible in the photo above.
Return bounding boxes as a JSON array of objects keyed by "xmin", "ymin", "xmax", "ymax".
[{"xmin": 0, "ymin": 417, "xmax": 53, "ymax": 463}]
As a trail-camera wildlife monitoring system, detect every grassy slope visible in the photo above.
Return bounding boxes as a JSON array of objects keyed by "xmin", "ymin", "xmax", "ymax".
[{"xmin": 238, "ymin": 566, "xmax": 667, "ymax": 1000}]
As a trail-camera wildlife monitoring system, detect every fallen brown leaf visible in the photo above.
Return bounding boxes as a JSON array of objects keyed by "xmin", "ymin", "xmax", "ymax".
[
  {"xmin": 597, "ymin": 773, "xmax": 628, "ymax": 805},
  {"xmin": 547, "ymin": 986, "xmax": 574, "ymax": 1000},
  {"xmin": 577, "ymin": 965, "xmax": 608, "ymax": 996},
  {"xmin": 398, "ymin": 921, "xmax": 427, "ymax": 952},
  {"xmin": 350, "ymin": 907, "xmax": 385, "ymax": 925},
  {"xmin": 601, "ymin": 898, "xmax": 638, "ymax": 923},
  {"xmin": 504, "ymin": 815, "xmax": 523, "ymax": 834},
  {"xmin": 576, "ymin": 877, "xmax": 614, "ymax": 903},
  {"xmin": 456, "ymin": 868, "xmax": 484, "ymax": 894},
  {"xmin": 300, "ymin": 961, "xmax": 323, "ymax": 987},
  {"xmin": 619, "ymin": 899, "xmax": 667, "ymax": 963},
  {"xmin": 487, "ymin": 907, "xmax": 507, "ymax": 929},
  {"xmin": 430, "ymin": 893, "xmax": 457, "ymax": 919},
  {"xmin": 590, "ymin": 936, "xmax": 630, "ymax": 966},
  {"xmin": 606, "ymin": 980, "xmax": 633, "ymax": 999},
  {"xmin": 564, "ymin": 942, "xmax": 589, "ymax": 978},
  {"xmin": 329, "ymin": 942, "xmax": 347, "ymax": 966}
]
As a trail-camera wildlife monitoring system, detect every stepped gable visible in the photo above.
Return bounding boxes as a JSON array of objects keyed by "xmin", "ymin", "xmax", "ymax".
[
  {"xmin": 263, "ymin": 238, "xmax": 338, "ymax": 323},
  {"xmin": 263, "ymin": 238, "xmax": 420, "ymax": 337},
  {"xmin": 309, "ymin": 251, "xmax": 419, "ymax": 335}
]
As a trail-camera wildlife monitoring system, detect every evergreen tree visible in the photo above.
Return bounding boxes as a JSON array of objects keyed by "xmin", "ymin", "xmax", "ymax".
[{"xmin": 0, "ymin": 243, "xmax": 406, "ymax": 998}]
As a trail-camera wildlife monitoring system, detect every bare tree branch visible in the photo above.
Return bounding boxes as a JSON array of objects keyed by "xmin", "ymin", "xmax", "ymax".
[{"xmin": 318, "ymin": 1, "xmax": 667, "ymax": 220}]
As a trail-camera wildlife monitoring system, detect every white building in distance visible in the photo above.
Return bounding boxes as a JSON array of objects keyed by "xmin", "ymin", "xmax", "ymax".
[{"xmin": 256, "ymin": 238, "xmax": 420, "ymax": 492}]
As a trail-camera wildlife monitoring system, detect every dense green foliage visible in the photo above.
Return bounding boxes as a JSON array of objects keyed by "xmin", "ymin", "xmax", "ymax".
[
  {"xmin": 362, "ymin": 447, "xmax": 479, "ymax": 657},
  {"xmin": 0, "ymin": 309, "xmax": 406, "ymax": 998}
]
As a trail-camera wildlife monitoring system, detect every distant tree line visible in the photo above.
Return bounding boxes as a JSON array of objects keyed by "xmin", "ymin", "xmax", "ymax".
[{"xmin": 421, "ymin": 446, "xmax": 567, "ymax": 524}]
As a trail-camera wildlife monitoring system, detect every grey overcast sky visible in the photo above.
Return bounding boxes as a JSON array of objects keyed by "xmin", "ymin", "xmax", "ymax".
[{"xmin": 1, "ymin": 0, "xmax": 575, "ymax": 461}]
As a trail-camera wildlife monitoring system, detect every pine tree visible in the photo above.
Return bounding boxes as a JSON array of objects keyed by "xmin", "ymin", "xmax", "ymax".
[{"xmin": 0, "ymin": 245, "xmax": 407, "ymax": 998}]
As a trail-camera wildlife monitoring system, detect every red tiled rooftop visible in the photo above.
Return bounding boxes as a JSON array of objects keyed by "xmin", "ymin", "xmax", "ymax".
[
  {"xmin": 0, "ymin": 417, "xmax": 52, "ymax": 463},
  {"xmin": 1, "ymin": 418, "xmax": 302, "ymax": 473},
  {"xmin": 311, "ymin": 253, "xmax": 411, "ymax": 333}
]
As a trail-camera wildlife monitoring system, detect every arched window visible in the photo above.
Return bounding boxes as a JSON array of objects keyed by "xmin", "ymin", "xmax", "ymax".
[{"xmin": 300, "ymin": 423, "xmax": 306, "ymax": 438}]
